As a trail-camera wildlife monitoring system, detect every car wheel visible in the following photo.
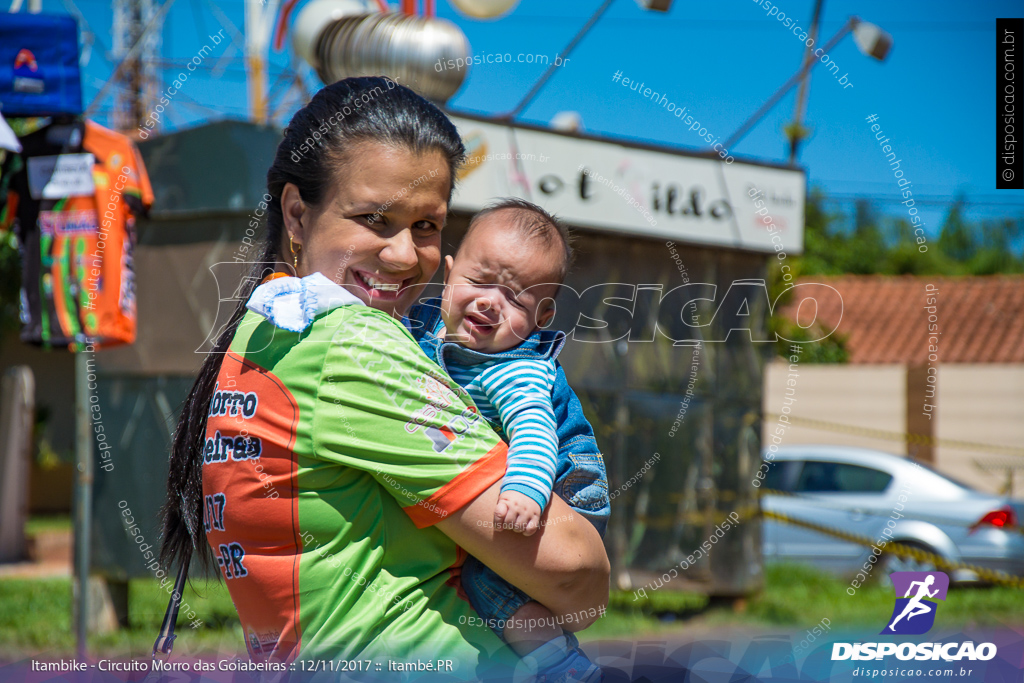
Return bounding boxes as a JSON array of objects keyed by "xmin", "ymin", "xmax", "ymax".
[{"xmin": 877, "ymin": 542, "xmax": 941, "ymax": 588}]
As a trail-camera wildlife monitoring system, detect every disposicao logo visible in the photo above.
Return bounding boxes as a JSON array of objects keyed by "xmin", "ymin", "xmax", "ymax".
[
  {"xmin": 883, "ymin": 571, "xmax": 948, "ymax": 635},
  {"xmin": 14, "ymin": 49, "xmax": 38, "ymax": 72},
  {"xmin": 831, "ymin": 571, "xmax": 997, "ymax": 663},
  {"xmin": 13, "ymin": 48, "xmax": 44, "ymax": 94}
]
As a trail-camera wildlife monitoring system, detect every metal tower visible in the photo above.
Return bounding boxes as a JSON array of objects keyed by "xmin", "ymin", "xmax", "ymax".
[{"xmin": 112, "ymin": 0, "xmax": 162, "ymax": 132}]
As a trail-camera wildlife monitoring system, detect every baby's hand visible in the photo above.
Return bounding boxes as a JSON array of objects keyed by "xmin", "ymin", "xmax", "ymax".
[{"xmin": 493, "ymin": 491, "xmax": 542, "ymax": 536}]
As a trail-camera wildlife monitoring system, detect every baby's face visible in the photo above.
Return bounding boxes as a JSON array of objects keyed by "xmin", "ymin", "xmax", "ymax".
[{"xmin": 441, "ymin": 213, "xmax": 560, "ymax": 353}]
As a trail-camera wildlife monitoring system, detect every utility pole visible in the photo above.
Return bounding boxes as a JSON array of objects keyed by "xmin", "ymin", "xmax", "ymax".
[
  {"xmin": 245, "ymin": 0, "xmax": 281, "ymax": 125},
  {"xmin": 725, "ymin": 14, "xmax": 891, "ymax": 154},
  {"xmin": 785, "ymin": 0, "xmax": 824, "ymax": 165}
]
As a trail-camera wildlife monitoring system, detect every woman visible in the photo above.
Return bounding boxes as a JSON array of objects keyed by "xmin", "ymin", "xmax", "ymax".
[{"xmin": 159, "ymin": 77, "xmax": 609, "ymax": 678}]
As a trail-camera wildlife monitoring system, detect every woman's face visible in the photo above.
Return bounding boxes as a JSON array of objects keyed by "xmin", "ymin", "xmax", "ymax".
[{"xmin": 282, "ymin": 141, "xmax": 452, "ymax": 318}]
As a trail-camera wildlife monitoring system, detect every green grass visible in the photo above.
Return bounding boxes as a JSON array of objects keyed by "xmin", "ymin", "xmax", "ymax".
[
  {"xmin": 0, "ymin": 579, "xmax": 76, "ymax": 652},
  {"xmin": 596, "ymin": 563, "xmax": 1024, "ymax": 639},
  {"xmin": 745, "ymin": 563, "xmax": 1024, "ymax": 629},
  {"xmin": 0, "ymin": 577, "xmax": 242, "ymax": 660},
  {"xmin": 2, "ymin": 563, "xmax": 1021, "ymax": 657},
  {"xmin": 24, "ymin": 515, "xmax": 72, "ymax": 536}
]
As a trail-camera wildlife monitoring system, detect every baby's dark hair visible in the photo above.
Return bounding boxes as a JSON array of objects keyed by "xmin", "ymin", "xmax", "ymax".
[{"xmin": 461, "ymin": 197, "xmax": 574, "ymax": 282}]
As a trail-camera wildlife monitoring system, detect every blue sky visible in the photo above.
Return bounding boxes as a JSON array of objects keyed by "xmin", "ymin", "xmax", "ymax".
[{"xmin": 67, "ymin": 0, "xmax": 1024, "ymax": 233}]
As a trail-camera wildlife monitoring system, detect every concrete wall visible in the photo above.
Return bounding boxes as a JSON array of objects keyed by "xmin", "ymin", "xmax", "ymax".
[
  {"xmin": 763, "ymin": 362, "xmax": 1024, "ymax": 495},
  {"xmin": 0, "ymin": 333, "xmax": 77, "ymax": 461},
  {"xmin": 935, "ymin": 364, "xmax": 1024, "ymax": 495},
  {"xmin": 763, "ymin": 363, "xmax": 906, "ymax": 454}
]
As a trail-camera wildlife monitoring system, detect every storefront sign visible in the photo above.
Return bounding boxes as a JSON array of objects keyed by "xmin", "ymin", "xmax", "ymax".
[{"xmin": 450, "ymin": 115, "xmax": 805, "ymax": 254}]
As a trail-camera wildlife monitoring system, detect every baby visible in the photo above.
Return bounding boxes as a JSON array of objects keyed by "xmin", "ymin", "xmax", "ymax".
[{"xmin": 405, "ymin": 198, "xmax": 610, "ymax": 683}]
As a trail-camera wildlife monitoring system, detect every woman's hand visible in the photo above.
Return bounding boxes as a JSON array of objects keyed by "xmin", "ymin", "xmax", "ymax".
[{"xmin": 436, "ymin": 480, "xmax": 609, "ymax": 631}]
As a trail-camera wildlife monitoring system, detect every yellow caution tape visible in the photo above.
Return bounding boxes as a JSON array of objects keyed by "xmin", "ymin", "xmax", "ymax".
[
  {"xmin": 619, "ymin": 494, "xmax": 1023, "ymax": 586},
  {"xmin": 762, "ymin": 507, "xmax": 1024, "ymax": 588},
  {"xmin": 756, "ymin": 485, "xmax": 1024, "ymax": 536},
  {"xmin": 765, "ymin": 414, "xmax": 1024, "ymax": 457}
]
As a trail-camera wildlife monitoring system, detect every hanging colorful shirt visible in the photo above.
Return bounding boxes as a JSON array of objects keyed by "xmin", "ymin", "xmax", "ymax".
[{"xmin": 1, "ymin": 118, "xmax": 152, "ymax": 349}]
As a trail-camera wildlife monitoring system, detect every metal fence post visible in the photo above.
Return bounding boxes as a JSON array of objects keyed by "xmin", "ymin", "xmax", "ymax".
[{"xmin": 73, "ymin": 350, "xmax": 93, "ymax": 660}]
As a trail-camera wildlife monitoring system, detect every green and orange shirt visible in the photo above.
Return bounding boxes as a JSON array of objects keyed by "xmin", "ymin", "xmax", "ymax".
[{"xmin": 202, "ymin": 273, "xmax": 518, "ymax": 677}]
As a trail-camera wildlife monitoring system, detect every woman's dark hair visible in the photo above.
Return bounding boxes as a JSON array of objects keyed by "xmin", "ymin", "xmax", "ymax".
[{"xmin": 159, "ymin": 76, "xmax": 466, "ymax": 572}]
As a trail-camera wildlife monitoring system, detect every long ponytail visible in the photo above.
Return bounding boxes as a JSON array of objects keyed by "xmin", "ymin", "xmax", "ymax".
[{"xmin": 159, "ymin": 76, "xmax": 466, "ymax": 572}]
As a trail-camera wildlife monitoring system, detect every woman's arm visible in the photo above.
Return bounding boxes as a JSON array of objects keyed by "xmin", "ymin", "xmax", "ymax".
[
  {"xmin": 436, "ymin": 480, "xmax": 609, "ymax": 631},
  {"xmin": 314, "ymin": 307, "xmax": 609, "ymax": 628}
]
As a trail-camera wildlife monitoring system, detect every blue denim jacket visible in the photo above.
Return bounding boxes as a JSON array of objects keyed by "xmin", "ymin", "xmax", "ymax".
[{"xmin": 405, "ymin": 297, "xmax": 610, "ymax": 535}]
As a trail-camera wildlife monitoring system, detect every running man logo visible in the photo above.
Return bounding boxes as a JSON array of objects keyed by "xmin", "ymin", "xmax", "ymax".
[{"xmin": 882, "ymin": 571, "xmax": 949, "ymax": 635}]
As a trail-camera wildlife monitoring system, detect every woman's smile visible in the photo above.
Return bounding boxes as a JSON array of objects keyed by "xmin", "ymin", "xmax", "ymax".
[
  {"xmin": 349, "ymin": 267, "xmax": 416, "ymax": 302},
  {"xmin": 290, "ymin": 141, "xmax": 451, "ymax": 317}
]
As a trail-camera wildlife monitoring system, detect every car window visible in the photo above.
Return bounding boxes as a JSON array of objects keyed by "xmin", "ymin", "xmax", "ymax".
[
  {"xmin": 794, "ymin": 460, "xmax": 893, "ymax": 493},
  {"xmin": 763, "ymin": 460, "xmax": 792, "ymax": 491}
]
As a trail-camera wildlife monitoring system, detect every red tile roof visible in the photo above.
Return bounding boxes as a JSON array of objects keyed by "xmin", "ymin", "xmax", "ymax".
[{"xmin": 777, "ymin": 275, "xmax": 1024, "ymax": 364}]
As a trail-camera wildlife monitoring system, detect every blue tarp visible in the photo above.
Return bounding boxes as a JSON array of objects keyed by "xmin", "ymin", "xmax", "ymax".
[{"xmin": 0, "ymin": 13, "xmax": 81, "ymax": 117}]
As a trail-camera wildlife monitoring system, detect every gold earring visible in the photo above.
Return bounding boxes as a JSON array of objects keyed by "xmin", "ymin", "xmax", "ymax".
[{"xmin": 289, "ymin": 235, "xmax": 300, "ymax": 271}]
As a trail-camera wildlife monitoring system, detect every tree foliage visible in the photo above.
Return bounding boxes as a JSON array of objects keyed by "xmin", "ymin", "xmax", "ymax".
[
  {"xmin": 799, "ymin": 189, "xmax": 1024, "ymax": 277},
  {"xmin": 0, "ymin": 230, "xmax": 20, "ymax": 335},
  {"xmin": 771, "ymin": 188, "xmax": 1024, "ymax": 361}
]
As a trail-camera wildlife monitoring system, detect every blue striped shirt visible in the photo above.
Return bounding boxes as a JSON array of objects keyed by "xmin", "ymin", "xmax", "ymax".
[{"xmin": 446, "ymin": 357, "xmax": 558, "ymax": 511}]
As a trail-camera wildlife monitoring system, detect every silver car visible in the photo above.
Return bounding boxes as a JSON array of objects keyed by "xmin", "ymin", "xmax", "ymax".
[{"xmin": 761, "ymin": 445, "xmax": 1024, "ymax": 583}]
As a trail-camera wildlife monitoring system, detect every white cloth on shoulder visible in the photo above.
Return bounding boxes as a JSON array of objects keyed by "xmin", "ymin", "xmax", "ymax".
[{"xmin": 246, "ymin": 271, "xmax": 364, "ymax": 332}]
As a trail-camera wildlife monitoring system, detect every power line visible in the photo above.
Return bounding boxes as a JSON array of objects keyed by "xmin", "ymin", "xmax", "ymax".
[
  {"xmin": 438, "ymin": 17, "xmax": 997, "ymax": 32},
  {"xmin": 820, "ymin": 194, "xmax": 1024, "ymax": 209}
]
